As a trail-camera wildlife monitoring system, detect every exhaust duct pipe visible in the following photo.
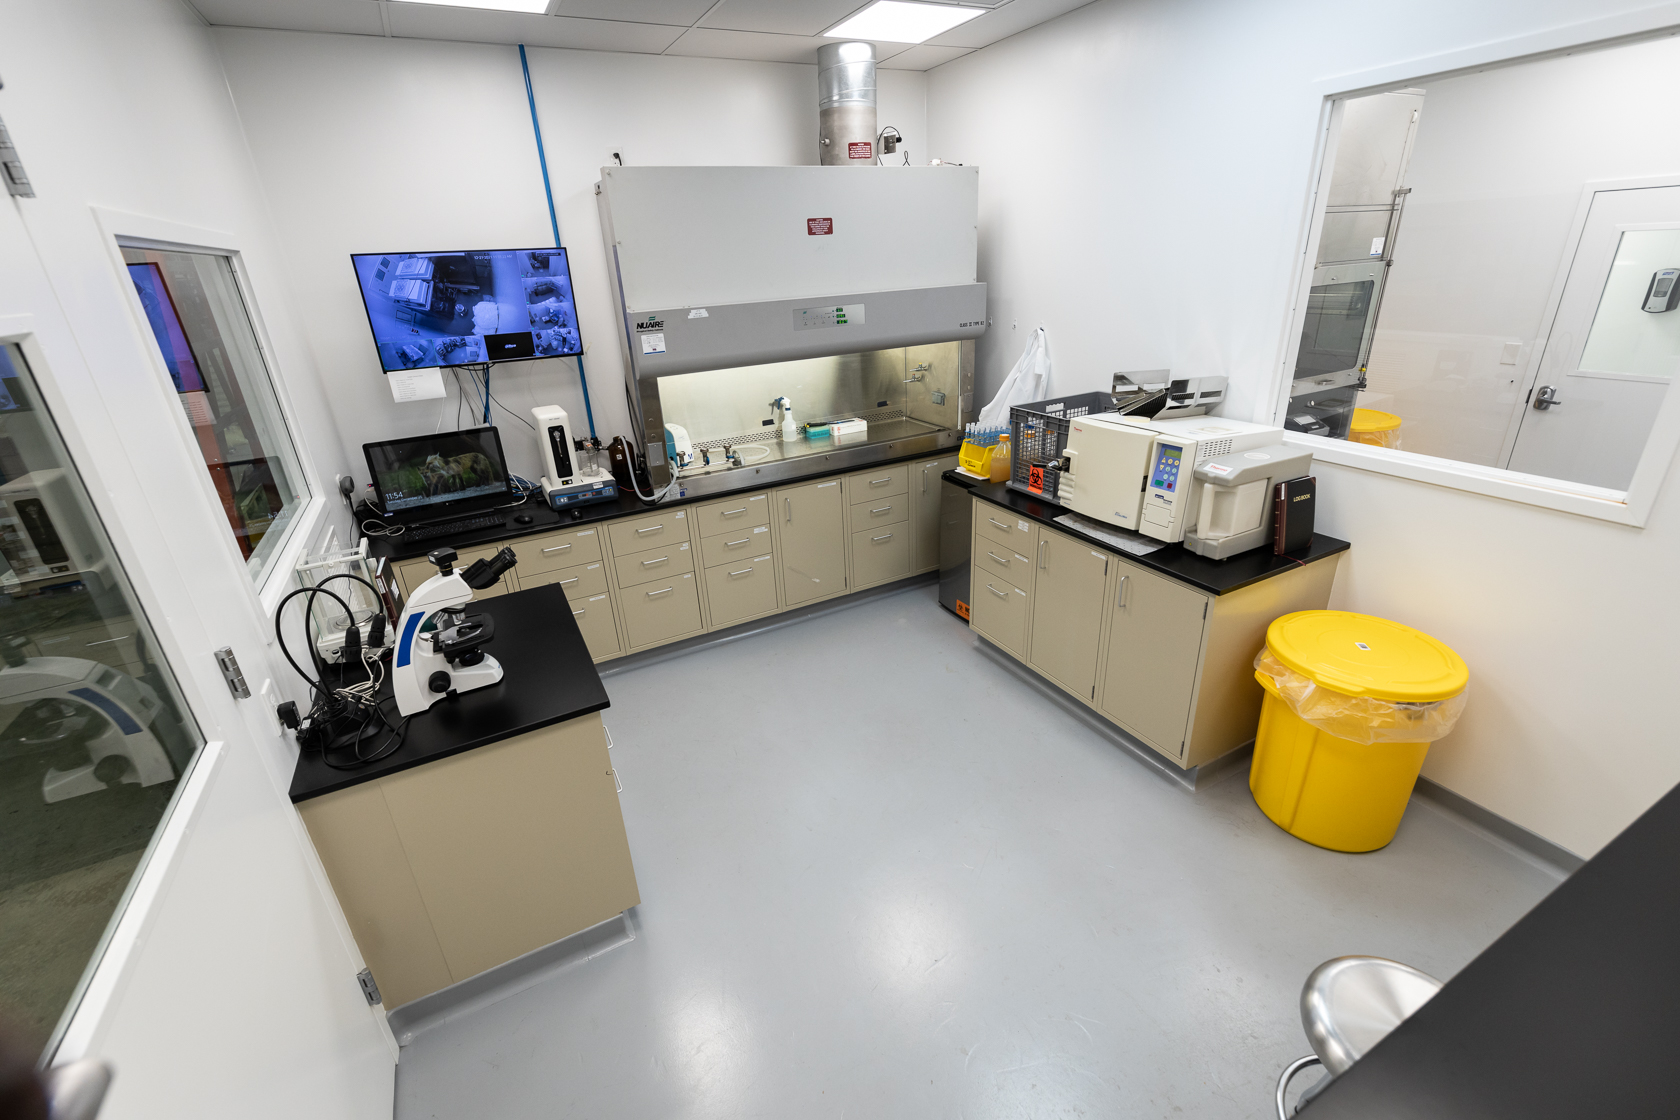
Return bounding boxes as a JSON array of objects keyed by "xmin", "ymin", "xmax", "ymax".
[{"xmin": 817, "ymin": 42, "xmax": 876, "ymax": 166}]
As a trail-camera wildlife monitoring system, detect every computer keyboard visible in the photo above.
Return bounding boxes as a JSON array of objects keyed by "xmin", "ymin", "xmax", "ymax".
[{"xmin": 405, "ymin": 513, "xmax": 506, "ymax": 542}]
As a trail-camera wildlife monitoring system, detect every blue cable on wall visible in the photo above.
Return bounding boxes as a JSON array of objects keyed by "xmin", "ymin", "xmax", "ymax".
[{"xmin": 519, "ymin": 43, "xmax": 598, "ymax": 440}]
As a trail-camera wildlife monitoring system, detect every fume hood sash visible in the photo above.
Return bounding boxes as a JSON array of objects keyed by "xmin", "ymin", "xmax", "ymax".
[{"xmin": 621, "ymin": 282, "xmax": 986, "ymax": 379}]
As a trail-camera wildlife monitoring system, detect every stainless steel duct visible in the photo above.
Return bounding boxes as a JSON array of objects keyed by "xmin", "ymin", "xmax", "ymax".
[{"xmin": 817, "ymin": 42, "xmax": 876, "ymax": 166}]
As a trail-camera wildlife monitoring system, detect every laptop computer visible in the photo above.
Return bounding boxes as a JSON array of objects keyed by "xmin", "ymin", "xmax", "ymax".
[{"xmin": 363, "ymin": 426, "xmax": 514, "ymax": 532}]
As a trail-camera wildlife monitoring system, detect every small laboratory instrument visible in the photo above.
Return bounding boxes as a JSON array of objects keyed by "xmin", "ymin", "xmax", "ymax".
[
  {"xmin": 0, "ymin": 653, "xmax": 178, "ymax": 803},
  {"xmin": 531, "ymin": 404, "xmax": 617, "ymax": 509},
  {"xmin": 392, "ymin": 546, "xmax": 518, "ymax": 717},
  {"xmin": 664, "ymin": 422, "xmax": 695, "ymax": 468},
  {"xmin": 350, "ymin": 247, "xmax": 582, "ymax": 373},
  {"xmin": 1182, "ymin": 445, "xmax": 1314, "ymax": 559},
  {"xmin": 1057, "ymin": 416, "xmax": 1284, "ymax": 542},
  {"xmin": 363, "ymin": 426, "xmax": 514, "ymax": 533},
  {"xmin": 1642, "ymin": 268, "xmax": 1680, "ymax": 313}
]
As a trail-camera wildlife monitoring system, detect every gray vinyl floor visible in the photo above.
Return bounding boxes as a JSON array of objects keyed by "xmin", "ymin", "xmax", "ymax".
[{"xmin": 394, "ymin": 584, "xmax": 1562, "ymax": 1120}]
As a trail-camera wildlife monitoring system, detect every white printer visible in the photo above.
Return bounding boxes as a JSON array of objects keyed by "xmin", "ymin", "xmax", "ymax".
[{"xmin": 1056, "ymin": 415, "xmax": 1288, "ymax": 545}]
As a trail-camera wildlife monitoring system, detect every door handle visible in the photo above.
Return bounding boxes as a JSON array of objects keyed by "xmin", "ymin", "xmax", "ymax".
[
  {"xmin": 872, "ymin": 533, "xmax": 894, "ymax": 542},
  {"xmin": 636, "ymin": 524, "xmax": 663, "ymax": 534},
  {"xmin": 1039, "ymin": 540, "xmax": 1047, "ymax": 570},
  {"xmin": 1117, "ymin": 574, "xmax": 1129, "ymax": 608},
  {"xmin": 1533, "ymin": 385, "xmax": 1563, "ymax": 411},
  {"xmin": 559, "ymin": 576, "xmax": 578, "ymax": 586},
  {"xmin": 871, "ymin": 505, "xmax": 892, "ymax": 514},
  {"xmin": 640, "ymin": 556, "xmax": 669, "ymax": 566},
  {"xmin": 572, "ymin": 608, "xmax": 585, "ymax": 616},
  {"xmin": 987, "ymin": 551, "xmax": 1008, "ymax": 566},
  {"xmin": 728, "ymin": 568, "xmax": 754, "ymax": 577},
  {"xmin": 541, "ymin": 543, "xmax": 572, "ymax": 554},
  {"xmin": 987, "ymin": 517, "xmax": 1010, "ymax": 530},
  {"xmin": 785, "ymin": 497, "xmax": 792, "ymax": 523},
  {"xmin": 725, "ymin": 538, "xmax": 750, "ymax": 548},
  {"xmin": 869, "ymin": 476, "xmax": 893, "ymax": 486},
  {"xmin": 646, "ymin": 586, "xmax": 673, "ymax": 598},
  {"xmin": 721, "ymin": 507, "xmax": 748, "ymax": 516},
  {"xmin": 986, "ymin": 583, "xmax": 1008, "ymax": 599}
]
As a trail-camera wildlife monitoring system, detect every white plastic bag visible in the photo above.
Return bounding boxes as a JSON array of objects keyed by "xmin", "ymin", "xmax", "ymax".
[{"xmin": 977, "ymin": 327, "xmax": 1051, "ymax": 427}]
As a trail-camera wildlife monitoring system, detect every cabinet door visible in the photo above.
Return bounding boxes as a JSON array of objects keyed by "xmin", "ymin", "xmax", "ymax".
[
  {"xmin": 1027, "ymin": 527, "xmax": 1111, "ymax": 699},
  {"xmin": 1098, "ymin": 561, "xmax": 1208, "ymax": 759},
  {"xmin": 777, "ymin": 478, "xmax": 847, "ymax": 606},
  {"xmin": 911, "ymin": 454, "xmax": 959, "ymax": 572}
]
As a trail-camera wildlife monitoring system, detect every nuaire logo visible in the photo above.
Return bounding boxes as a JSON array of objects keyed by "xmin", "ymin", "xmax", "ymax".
[{"xmin": 635, "ymin": 316, "xmax": 664, "ymax": 332}]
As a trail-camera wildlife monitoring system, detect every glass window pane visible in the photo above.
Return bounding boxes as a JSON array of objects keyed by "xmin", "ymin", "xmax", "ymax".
[
  {"xmin": 0, "ymin": 342, "xmax": 204, "ymax": 1054},
  {"xmin": 1578, "ymin": 229, "xmax": 1680, "ymax": 377},
  {"xmin": 122, "ymin": 246, "xmax": 308, "ymax": 583}
]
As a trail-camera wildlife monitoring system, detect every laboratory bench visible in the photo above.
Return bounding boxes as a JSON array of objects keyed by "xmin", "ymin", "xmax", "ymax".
[{"xmin": 288, "ymin": 583, "xmax": 637, "ymax": 1010}]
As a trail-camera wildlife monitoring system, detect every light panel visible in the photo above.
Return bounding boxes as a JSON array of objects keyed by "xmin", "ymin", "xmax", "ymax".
[
  {"xmin": 825, "ymin": 1, "xmax": 984, "ymax": 44},
  {"xmin": 389, "ymin": 0, "xmax": 551, "ymax": 13}
]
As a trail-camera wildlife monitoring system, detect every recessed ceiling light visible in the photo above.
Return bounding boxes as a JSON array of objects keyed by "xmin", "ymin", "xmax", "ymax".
[
  {"xmin": 825, "ymin": 1, "xmax": 985, "ymax": 44},
  {"xmin": 389, "ymin": 0, "xmax": 550, "ymax": 13}
]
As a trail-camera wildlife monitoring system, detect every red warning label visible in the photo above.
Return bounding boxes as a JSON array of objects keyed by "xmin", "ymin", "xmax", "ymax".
[
  {"xmin": 848, "ymin": 141, "xmax": 872, "ymax": 160},
  {"xmin": 806, "ymin": 217, "xmax": 833, "ymax": 236},
  {"xmin": 1028, "ymin": 465, "xmax": 1045, "ymax": 494}
]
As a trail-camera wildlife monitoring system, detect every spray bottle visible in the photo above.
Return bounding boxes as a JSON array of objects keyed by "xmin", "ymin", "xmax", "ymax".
[{"xmin": 771, "ymin": 396, "xmax": 797, "ymax": 441}]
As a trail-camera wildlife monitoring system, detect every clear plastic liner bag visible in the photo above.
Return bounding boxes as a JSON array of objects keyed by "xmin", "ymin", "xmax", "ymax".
[{"xmin": 1254, "ymin": 647, "xmax": 1467, "ymax": 745}]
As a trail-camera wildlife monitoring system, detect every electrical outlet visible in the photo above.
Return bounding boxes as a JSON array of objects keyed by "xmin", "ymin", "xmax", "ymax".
[
  {"xmin": 259, "ymin": 679, "xmax": 283, "ymax": 735},
  {"xmin": 607, "ymin": 145, "xmax": 626, "ymax": 168}
]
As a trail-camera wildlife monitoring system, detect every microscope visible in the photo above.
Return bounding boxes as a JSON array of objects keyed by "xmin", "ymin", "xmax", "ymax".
[{"xmin": 393, "ymin": 545, "xmax": 518, "ymax": 717}]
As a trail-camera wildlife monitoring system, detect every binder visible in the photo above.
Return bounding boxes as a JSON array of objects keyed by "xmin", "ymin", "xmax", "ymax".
[{"xmin": 1273, "ymin": 476, "xmax": 1316, "ymax": 555}]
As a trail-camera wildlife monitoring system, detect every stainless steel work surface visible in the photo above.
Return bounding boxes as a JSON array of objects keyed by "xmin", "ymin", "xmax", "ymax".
[{"xmin": 393, "ymin": 586, "xmax": 1559, "ymax": 1120}]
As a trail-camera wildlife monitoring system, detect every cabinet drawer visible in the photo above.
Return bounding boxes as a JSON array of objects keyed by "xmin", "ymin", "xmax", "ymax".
[
  {"xmin": 511, "ymin": 527, "xmax": 602, "ymax": 575},
  {"xmin": 520, "ymin": 559, "xmax": 608, "ymax": 599},
  {"xmin": 976, "ymin": 501, "xmax": 1036, "ymax": 552},
  {"xmin": 613, "ymin": 539, "xmax": 695, "ymax": 589},
  {"xmin": 568, "ymin": 592, "xmax": 621, "ymax": 660},
  {"xmin": 851, "ymin": 524, "xmax": 912, "ymax": 587},
  {"xmin": 606, "ymin": 508, "xmax": 689, "ymax": 554},
  {"xmin": 693, "ymin": 492, "xmax": 771, "ymax": 538},
  {"xmin": 700, "ymin": 524, "xmax": 774, "ymax": 568},
  {"xmin": 620, "ymin": 571, "xmax": 702, "ymax": 648},
  {"xmin": 702, "ymin": 553, "xmax": 779, "ymax": 628},
  {"xmin": 850, "ymin": 495, "xmax": 909, "ymax": 530},
  {"xmin": 970, "ymin": 568, "xmax": 1030, "ymax": 657},
  {"xmin": 850, "ymin": 462, "xmax": 908, "ymax": 500},
  {"xmin": 976, "ymin": 543, "xmax": 1033, "ymax": 582}
]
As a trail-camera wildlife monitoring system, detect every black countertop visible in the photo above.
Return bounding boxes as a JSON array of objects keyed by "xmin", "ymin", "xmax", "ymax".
[
  {"xmin": 957, "ymin": 476, "xmax": 1349, "ymax": 596},
  {"xmin": 367, "ymin": 444, "xmax": 959, "ymax": 565},
  {"xmin": 1302, "ymin": 777, "xmax": 1680, "ymax": 1116},
  {"xmin": 288, "ymin": 583, "xmax": 608, "ymax": 803}
]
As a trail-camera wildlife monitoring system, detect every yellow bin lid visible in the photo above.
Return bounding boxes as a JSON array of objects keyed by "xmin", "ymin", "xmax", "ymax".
[
  {"xmin": 1350, "ymin": 408, "xmax": 1402, "ymax": 433},
  {"xmin": 1266, "ymin": 611, "xmax": 1468, "ymax": 702}
]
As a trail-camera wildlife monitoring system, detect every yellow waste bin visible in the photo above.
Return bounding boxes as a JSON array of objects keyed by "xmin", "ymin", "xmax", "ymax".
[
  {"xmin": 1249, "ymin": 611, "xmax": 1468, "ymax": 853},
  {"xmin": 1348, "ymin": 408, "xmax": 1402, "ymax": 448}
]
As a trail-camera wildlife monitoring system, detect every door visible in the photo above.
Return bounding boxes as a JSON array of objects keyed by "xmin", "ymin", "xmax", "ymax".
[
  {"xmin": 911, "ymin": 454, "xmax": 959, "ymax": 572},
  {"xmin": 1027, "ymin": 527, "xmax": 1109, "ymax": 699},
  {"xmin": 777, "ymin": 478, "xmax": 846, "ymax": 606},
  {"xmin": 1506, "ymin": 186, "xmax": 1680, "ymax": 488},
  {"xmin": 1098, "ymin": 561, "xmax": 1208, "ymax": 760},
  {"xmin": 0, "ymin": 207, "xmax": 393, "ymax": 1112}
]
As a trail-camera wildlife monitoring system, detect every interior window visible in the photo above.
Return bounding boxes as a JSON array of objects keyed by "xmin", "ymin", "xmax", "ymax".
[
  {"xmin": 1288, "ymin": 35, "xmax": 1680, "ymax": 491},
  {"xmin": 121, "ymin": 245, "xmax": 308, "ymax": 582}
]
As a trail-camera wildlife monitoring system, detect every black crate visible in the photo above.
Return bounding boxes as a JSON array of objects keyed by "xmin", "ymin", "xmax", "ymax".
[{"xmin": 1007, "ymin": 392, "xmax": 1112, "ymax": 502}]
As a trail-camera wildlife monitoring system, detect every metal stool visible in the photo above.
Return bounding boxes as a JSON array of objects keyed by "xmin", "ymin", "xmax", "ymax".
[{"xmin": 1275, "ymin": 956, "xmax": 1443, "ymax": 1118}]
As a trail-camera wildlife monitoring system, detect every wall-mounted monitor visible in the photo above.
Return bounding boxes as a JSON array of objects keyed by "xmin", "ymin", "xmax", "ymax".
[{"xmin": 350, "ymin": 247, "xmax": 583, "ymax": 372}]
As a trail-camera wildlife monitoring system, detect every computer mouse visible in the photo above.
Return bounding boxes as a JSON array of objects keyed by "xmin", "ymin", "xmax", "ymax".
[{"xmin": 513, "ymin": 513, "xmax": 534, "ymax": 525}]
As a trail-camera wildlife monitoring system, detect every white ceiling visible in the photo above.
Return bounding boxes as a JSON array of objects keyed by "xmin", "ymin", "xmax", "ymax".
[{"xmin": 182, "ymin": 0, "xmax": 1094, "ymax": 69}]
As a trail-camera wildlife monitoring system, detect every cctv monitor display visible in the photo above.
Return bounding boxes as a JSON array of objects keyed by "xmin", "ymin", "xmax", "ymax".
[
  {"xmin": 350, "ymin": 247, "xmax": 583, "ymax": 372},
  {"xmin": 363, "ymin": 426, "xmax": 512, "ymax": 522}
]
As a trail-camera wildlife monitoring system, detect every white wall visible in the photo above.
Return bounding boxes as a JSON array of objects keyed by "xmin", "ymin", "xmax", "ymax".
[
  {"xmin": 928, "ymin": 0, "xmax": 1680, "ymax": 856},
  {"xmin": 214, "ymin": 29, "xmax": 928, "ymax": 487},
  {"xmin": 1363, "ymin": 34, "xmax": 1680, "ymax": 465}
]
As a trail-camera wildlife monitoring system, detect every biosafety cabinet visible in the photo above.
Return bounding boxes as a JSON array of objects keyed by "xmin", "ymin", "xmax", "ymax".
[{"xmin": 596, "ymin": 166, "xmax": 985, "ymax": 498}]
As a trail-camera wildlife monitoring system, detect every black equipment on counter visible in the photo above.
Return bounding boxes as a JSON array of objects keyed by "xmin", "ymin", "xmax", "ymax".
[{"xmin": 1273, "ymin": 476, "xmax": 1316, "ymax": 555}]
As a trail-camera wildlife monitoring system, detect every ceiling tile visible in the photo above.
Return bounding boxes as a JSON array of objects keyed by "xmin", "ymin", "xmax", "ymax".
[
  {"xmin": 926, "ymin": 0, "xmax": 1095, "ymax": 49},
  {"xmin": 663, "ymin": 27, "xmax": 912, "ymax": 65},
  {"xmin": 697, "ymin": 0, "xmax": 868, "ymax": 37},
  {"xmin": 189, "ymin": 0, "xmax": 384, "ymax": 35},
  {"xmin": 553, "ymin": 0, "xmax": 713, "ymax": 25},
  {"xmin": 385, "ymin": 8, "xmax": 685, "ymax": 52},
  {"xmin": 876, "ymin": 43, "xmax": 974, "ymax": 70}
]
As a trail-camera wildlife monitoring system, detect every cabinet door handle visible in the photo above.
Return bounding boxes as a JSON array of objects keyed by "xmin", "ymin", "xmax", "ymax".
[
  {"xmin": 725, "ymin": 537, "xmax": 750, "ymax": 548},
  {"xmin": 572, "ymin": 608, "xmax": 585, "ymax": 616},
  {"xmin": 922, "ymin": 467, "xmax": 928, "ymax": 494},
  {"xmin": 785, "ymin": 497, "xmax": 792, "ymax": 523},
  {"xmin": 986, "ymin": 583, "xmax": 1008, "ymax": 599},
  {"xmin": 871, "ymin": 505, "xmax": 892, "ymax": 514},
  {"xmin": 987, "ymin": 517, "xmax": 1010, "ymax": 530},
  {"xmin": 542, "ymin": 543, "xmax": 572, "ymax": 553},
  {"xmin": 636, "ymin": 524, "xmax": 663, "ymax": 535},
  {"xmin": 1039, "ymin": 540, "xmax": 1047, "ymax": 569},
  {"xmin": 559, "ymin": 576, "xmax": 578, "ymax": 586},
  {"xmin": 641, "ymin": 556, "xmax": 669, "ymax": 567},
  {"xmin": 987, "ymin": 551, "xmax": 1009, "ymax": 566},
  {"xmin": 869, "ymin": 476, "xmax": 893, "ymax": 486},
  {"xmin": 721, "ymin": 507, "xmax": 747, "ymax": 516},
  {"xmin": 646, "ymin": 586, "xmax": 673, "ymax": 598},
  {"xmin": 1117, "ymin": 575, "xmax": 1129, "ymax": 608},
  {"xmin": 872, "ymin": 533, "xmax": 893, "ymax": 542},
  {"xmin": 728, "ymin": 568, "xmax": 754, "ymax": 577}
]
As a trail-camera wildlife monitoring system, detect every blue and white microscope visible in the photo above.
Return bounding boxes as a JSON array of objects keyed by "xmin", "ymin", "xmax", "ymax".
[{"xmin": 392, "ymin": 546, "xmax": 518, "ymax": 717}]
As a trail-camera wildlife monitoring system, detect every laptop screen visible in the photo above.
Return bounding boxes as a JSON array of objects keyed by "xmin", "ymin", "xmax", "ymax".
[{"xmin": 363, "ymin": 427, "xmax": 512, "ymax": 522}]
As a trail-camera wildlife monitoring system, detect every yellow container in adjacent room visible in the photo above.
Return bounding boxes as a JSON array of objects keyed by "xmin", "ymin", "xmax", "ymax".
[
  {"xmin": 1249, "ymin": 611, "xmax": 1469, "ymax": 853},
  {"xmin": 1348, "ymin": 408, "xmax": 1403, "ymax": 448}
]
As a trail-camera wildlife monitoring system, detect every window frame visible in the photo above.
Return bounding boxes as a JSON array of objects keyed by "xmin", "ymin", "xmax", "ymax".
[
  {"xmin": 93, "ymin": 207, "xmax": 325, "ymax": 596},
  {"xmin": 1269, "ymin": 17, "xmax": 1680, "ymax": 528}
]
